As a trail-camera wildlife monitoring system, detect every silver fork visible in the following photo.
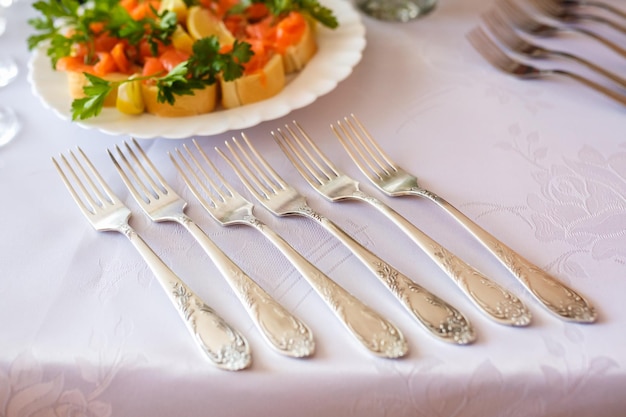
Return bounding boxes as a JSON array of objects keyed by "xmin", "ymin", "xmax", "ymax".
[
  {"xmin": 333, "ymin": 114, "xmax": 597, "ymax": 324},
  {"xmin": 222, "ymin": 132, "xmax": 476, "ymax": 345},
  {"xmin": 498, "ymin": 0, "xmax": 626, "ymax": 59},
  {"xmin": 108, "ymin": 139, "xmax": 315, "ymax": 358},
  {"xmin": 467, "ymin": 27, "xmax": 626, "ymax": 106},
  {"xmin": 275, "ymin": 123, "xmax": 532, "ymax": 327},
  {"xmin": 529, "ymin": 0, "xmax": 626, "ymax": 34},
  {"xmin": 482, "ymin": 9, "xmax": 626, "ymax": 88},
  {"xmin": 555, "ymin": 0, "xmax": 626, "ymax": 20},
  {"xmin": 52, "ymin": 148, "xmax": 251, "ymax": 371},
  {"xmin": 170, "ymin": 140, "xmax": 408, "ymax": 358}
]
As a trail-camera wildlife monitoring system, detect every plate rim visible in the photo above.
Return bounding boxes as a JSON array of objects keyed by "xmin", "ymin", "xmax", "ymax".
[{"xmin": 27, "ymin": 0, "xmax": 366, "ymax": 139}]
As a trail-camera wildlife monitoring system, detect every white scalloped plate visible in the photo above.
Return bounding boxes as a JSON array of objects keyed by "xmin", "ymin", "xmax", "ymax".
[{"xmin": 27, "ymin": 0, "xmax": 365, "ymax": 139}]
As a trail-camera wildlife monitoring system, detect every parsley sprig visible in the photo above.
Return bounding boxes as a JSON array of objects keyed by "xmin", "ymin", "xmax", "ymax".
[
  {"xmin": 28, "ymin": 0, "xmax": 178, "ymax": 67},
  {"xmin": 71, "ymin": 37, "xmax": 253, "ymax": 121},
  {"xmin": 235, "ymin": 0, "xmax": 338, "ymax": 28}
]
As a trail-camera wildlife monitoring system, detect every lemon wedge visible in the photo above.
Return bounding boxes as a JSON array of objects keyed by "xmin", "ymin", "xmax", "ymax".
[
  {"xmin": 186, "ymin": 6, "xmax": 235, "ymax": 46},
  {"xmin": 159, "ymin": 0, "xmax": 188, "ymax": 23},
  {"xmin": 116, "ymin": 79, "xmax": 145, "ymax": 115},
  {"xmin": 172, "ymin": 25, "xmax": 194, "ymax": 55}
]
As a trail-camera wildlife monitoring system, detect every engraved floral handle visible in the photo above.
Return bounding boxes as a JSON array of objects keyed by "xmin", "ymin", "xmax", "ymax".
[
  {"xmin": 352, "ymin": 191, "xmax": 532, "ymax": 326},
  {"xmin": 417, "ymin": 190, "xmax": 597, "ymax": 323},
  {"xmin": 297, "ymin": 207, "xmax": 475, "ymax": 345},
  {"xmin": 246, "ymin": 216, "xmax": 408, "ymax": 358},
  {"xmin": 181, "ymin": 217, "xmax": 315, "ymax": 357},
  {"xmin": 123, "ymin": 225, "xmax": 252, "ymax": 371}
]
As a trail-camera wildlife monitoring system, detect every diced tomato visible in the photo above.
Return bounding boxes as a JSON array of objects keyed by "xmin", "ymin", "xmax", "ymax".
[
  {"xmin": 242, "ymin": 39, "xmax": 269, "ymax": 75},
  {"xmin": 159, "ymin": 49, "xmax": 189, "ymax": 72},
  {"xmin": 200, "ymin": 0, "xmax": 238, "ymax": 17},
  {"xmin": 89, "ymin": 22, "xmax": 105, "ymax": 35},
  {"xmin": 246, "ymin": 3, "xmax": 269, "ymax": 21},
  {"xmin": 224, "ymin": 14, "xmax": 245, "ymax": 38},
  {"xmin": 142, "ymin": 57, "xmax": 166, "ymax": 77},
  {"xmin": 130, "ymin": 1, "xmax": 161, "ymax": 20},
  {"xmin": 111, "ymin": 42, "xmax": 132, "ymax": 73},
  {"xmin": 56, "ymin": 56, "xmax": 92, "ymax": 73},
  {"xmin": 71, "ymin": 42, "xmax": 90, "ymax": 59},
  {"xmin": 93, "ymin": 52, "xmax": 118, "ymax": 76},
  {"xmin": 120, "ymin": 0, "xmax": 139, "ymax": 13},
  {"xmin": 94, "ymin": 33, "xmax": 119, "ymax": 53},
  {"xmin": 138, "ymin": 39, "xmax": 168, "ymax": 60},
  {"xmin": 245, "ymin": 17, "xmax": 274, "ymax": 42},
  {"xmin": 274, "ymin": 12, "xmax": 306, "ymax": 54}
]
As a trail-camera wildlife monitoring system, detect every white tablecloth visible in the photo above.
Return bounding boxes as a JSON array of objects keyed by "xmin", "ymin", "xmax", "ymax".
[{"xmin": 1, "ymin": 0, "xmax": 625, "ymax": 416}]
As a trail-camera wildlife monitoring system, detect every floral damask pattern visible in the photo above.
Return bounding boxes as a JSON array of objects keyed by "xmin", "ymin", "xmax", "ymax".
[
  {"xmin": 0, "ymin": 323, "xmax": 140, "ymax": 417},
  {"xmin": 470, "ymin": 124, "xmax": 626, "ymax": 277},
  {"xmin": 0, "ymin": 350, "xmax": 111, "ymax": 417}
]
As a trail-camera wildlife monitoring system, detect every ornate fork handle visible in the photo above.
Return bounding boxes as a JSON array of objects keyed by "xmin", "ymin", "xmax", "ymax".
[
  {"xmin": 351, "ymin": 191, "xmax": 532, "ymax": 326},
  {"xmin": 177, "ymin": 214, "xmax": 315, "ymax": 357},
  {"xmin": 120, "ymin": 224, "xmax": 251, "ymax": 371},
  {"xmin": 411, "ymin": 187, "xmax": 597, "ymax": 323},
  {"xmin": 295, "ymin": 206, "xmax": 475, "ymax": 344},
  {"xmin": 243, "ymin": 215, "xmax": 408, "ymax": 358}
]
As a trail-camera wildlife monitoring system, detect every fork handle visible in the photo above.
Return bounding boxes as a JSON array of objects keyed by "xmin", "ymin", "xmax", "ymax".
[
  {"xmin": 301, "ymin": 209, "xmax": 475, "ymax": 345},
  {"xmin": 246, "ymin": 217, "xmax": 408, "ymax": 358},
  {"xmin": 551, "ymin": 50, "xmax": 626, "ymax": 89},
  {"xmin": 121, "ymin": 224, "xmax": 252, "ymax": 370},
  {"xmin": 550, "ymin": 69, "xmax": 626, "ymax": 106},
  {"xmin": 566, "ymin": 25, "xmax": 626, "ymax": 59},
  {"xmin": 352, "ymin": 191, "xmax": 532, "ymax": 326},
  {"xmin": 180, "ymin": 217, "xmax": 315, "ymax": 358},
  {"xmin": 415, "ymin": 190, "xmax": 597, "ymax": 323}
]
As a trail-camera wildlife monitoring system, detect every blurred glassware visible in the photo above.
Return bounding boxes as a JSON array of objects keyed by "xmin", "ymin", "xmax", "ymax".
[
  {"xmin": 358, "ymin": 0, "xmax": 437, "ymax": 22},
  {"xmin": 0, "ymin": 0, "xmax": 19, "ymax": 146},
  {"xmin": 0, "ymin": 56, "xmax": 18, "ymax": 87},
  {"xmin": 0, "ymin": 106, "xmax": 19, "ymax": 146}
]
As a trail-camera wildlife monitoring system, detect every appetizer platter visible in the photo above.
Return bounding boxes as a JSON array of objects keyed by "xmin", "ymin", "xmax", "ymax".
[{"xmin": 27, "ymin": 0, "xmax": 365, "ymax": 138}]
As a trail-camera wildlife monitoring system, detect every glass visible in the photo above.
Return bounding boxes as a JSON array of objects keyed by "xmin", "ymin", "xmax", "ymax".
[
  {"xmin": 0, "ymin": 0, "xmax": 19, "ymax": 146},
  {"xmin": 357, "ymin": 0, "xmax": 437, "ymax": 22},
  {"xmin": 0, "ymin": 106, "xmax": 19, "ymax": 146}
]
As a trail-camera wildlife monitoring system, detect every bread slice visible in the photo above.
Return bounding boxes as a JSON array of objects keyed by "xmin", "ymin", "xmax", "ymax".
[
  {"xmin": 66, "ymin": 71, "xmax": 132, "ymax": 107},
  {"xmin": 282, "ymin": 19, "xmax": 317, "ymax": 74},
  {"xmin": 141, "ymin": 83, "xmax": 217, "ymax": 117},
  {"xmin": 220, "ymin": 53, "xmax": 285, "ymax": 109}
]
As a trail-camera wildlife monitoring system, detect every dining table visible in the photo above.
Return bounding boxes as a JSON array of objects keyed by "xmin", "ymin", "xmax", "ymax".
[{"xmin": 1, "ymin": 0, "xmax": 626, "ymax": 415}]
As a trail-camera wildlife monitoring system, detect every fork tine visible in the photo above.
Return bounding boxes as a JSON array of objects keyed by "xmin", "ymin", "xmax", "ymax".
[
  {"xmin": 338, "ymin": 115, "xmax": 398, "ymax": 181},
  {"xmin": 74, "ymin": 147, "xmax": 119, "ymax": 205},
  {"xmin": 348, "ymin": 115, "xmax": 398, "ymax": 171},
  {"xmin": 240, "ymin": 133, "xmax": 288, "ymax": 190},
  {"xmin": 53, "ymin": 153, "xmax": 97, "ymax": 216},
  {"xmin": 170, "ymin": 141, "xmax": 227, "ymax": 207},
  {"xmin": 218, "ymin": 134, "xmax": 279, "ymax": 200},
  {"xmin": 467, "ymin": 27, "xmax": 513, "ymax": 73},
  {"xmin": 271, "ymin": 128, "xmax": 319, "ymax": 186},
  {"xmin": 129, "ymin": 138, "xmax": 171, "ymax": 192},
  {"xmin": 272, "ymin": 121, "xmax": 340, "ymax": 186},
  {"xmin": 109, "ymin": 146, "xmax": 153, "ymax": 204}
]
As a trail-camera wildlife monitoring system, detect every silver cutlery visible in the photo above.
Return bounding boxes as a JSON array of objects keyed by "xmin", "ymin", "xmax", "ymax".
[
  {"xmin": 467, "ymin": 26, "xmax": 626, "ymax": 106},
  {"xmin": 223, "ymin": 131, "xmax": 475, "ymax": 345},
  {"xmin": 498, "ymin": 0, "xmax": 626, "ymax": 59},
  {"xmin": 53, "ymin": 148, "xmax": 251, "ymax": 371},
  {"xmin": 481, "ymin": 9, "xmax": 626, "ymax": 89},
  {"xmin": 529, "ymin": 0, "xmax": 626, "ymax": 34},
  {"xmin": 171, "ymin": 141, "xmax": 409, "ymax": 358},
  {"xmin": 554, "ymin": 0, "xmax": 626, "ymax": 20},
  {"xmin": 109, "ymin": 139, "xmax": 315, "ymax": 358},
  {"xmin": 333, "ymin": 114, "xmax": 597, "ymax": 324},
  {"xmin": 274, "ymin": 122, "xmax": 532, "ymax": 327}
]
